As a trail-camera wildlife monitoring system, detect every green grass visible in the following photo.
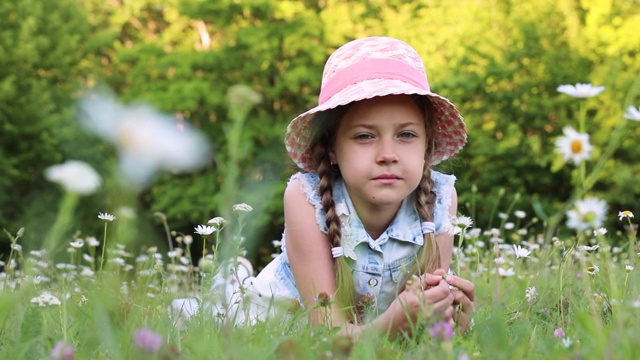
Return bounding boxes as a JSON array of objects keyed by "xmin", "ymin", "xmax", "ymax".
[{"xmin": 2, "ymin": 211, "xmax": 639, "ymax": 360}]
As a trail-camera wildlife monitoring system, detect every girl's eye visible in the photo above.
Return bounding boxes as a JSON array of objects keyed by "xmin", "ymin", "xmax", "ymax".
[
  {"xmin": 354, "ymin": 133, "xmax": 374, "ymax": 140},
  {"xmin": 398, "ymin": 131, "xmax": 418, "ymax": 138}
]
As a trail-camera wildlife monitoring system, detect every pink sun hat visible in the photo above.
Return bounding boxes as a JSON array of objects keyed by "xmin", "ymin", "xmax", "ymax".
[{"xmin": 284, "ymin": 36, "xmax": 467, "ymax": 172}]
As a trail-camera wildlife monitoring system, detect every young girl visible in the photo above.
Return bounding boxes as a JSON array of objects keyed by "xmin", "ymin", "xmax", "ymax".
[{"xmin": 172, "ymin": 36, "xmax": 475, "ymax": 338}]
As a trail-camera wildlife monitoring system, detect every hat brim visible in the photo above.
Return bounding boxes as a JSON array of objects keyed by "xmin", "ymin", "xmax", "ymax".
[{"xmin": 285, "ymin": 78, "xmax": 467, "ymax": 171}]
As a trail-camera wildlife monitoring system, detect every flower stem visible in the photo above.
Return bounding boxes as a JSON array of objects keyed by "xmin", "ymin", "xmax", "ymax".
[
  {"xmin": 456, "ymin": 230, "xmax": 466, "ymax": 275},
  {"xmin": 99, "ymin": 222, "xmax": 109, "ymax": 274},
  {"xmin": 578, "ymin": 101, "xmax": 586, "ymax": 133},
  {"xmin": 202, "ymin": 236, "xmax": 208, "ymax": 261},
  {"xmin": 45, "ymin": 192, "xmax": 80, "ymax": 253},
  {"xmin": 488, "ymin": 188, "xmax": 505, "ymax": 229},
  {"xmin": 558, "ymin": 242, "xmax": 575, "ymax": 327},
  {"xmin": 60, "ymin": 277, "xmax": 69, "ymax": 342},
  {"xmin": 624, "ymin": 272, "xmax": 630, "ymax": 296},
  {"xmin": 627, "ymin": 218, "xmax": 637, "ymax": 265}
]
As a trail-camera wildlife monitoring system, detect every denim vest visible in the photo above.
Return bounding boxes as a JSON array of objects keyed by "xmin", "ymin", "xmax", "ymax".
[{"xmin": 252, "ymin": 170, "xmax": 456, "ymax": 322}]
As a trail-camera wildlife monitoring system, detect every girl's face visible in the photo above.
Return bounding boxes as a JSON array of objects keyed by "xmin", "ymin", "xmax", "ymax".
[{"xmin": 330, "ymin": 95, "xmax": 427, "ymax": 213}]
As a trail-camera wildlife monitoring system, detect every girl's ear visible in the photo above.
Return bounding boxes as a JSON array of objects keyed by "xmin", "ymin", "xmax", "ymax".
[{"xmin": 329, "ymin": 149, "xmax": 337, "ymax": 164}]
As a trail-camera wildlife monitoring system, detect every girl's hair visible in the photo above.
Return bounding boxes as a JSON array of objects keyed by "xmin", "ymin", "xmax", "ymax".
[{"xmin": 309, "ymin": 95, "xmax": 441, "ymax": 322}]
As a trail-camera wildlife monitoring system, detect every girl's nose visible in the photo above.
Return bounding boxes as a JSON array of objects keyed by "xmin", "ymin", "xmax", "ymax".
[{"xmin": 376, "ymin": 139, "xmax": 399, "ymax": 164}]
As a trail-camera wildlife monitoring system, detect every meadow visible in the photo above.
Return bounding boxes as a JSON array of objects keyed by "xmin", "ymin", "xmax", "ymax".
[
  {"xmin": 2, "ymin": 199, "xmax": 638, "ymax": 359},
  {"xmin": 2, "ymin": 84, "xmax": 640, "ymax": 359}
]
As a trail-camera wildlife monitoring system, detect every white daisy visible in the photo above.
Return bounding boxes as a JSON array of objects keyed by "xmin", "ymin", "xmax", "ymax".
[
  {"xmin": 69, "ymin": 239, "xmax": 84, "ymax": 249},
  {"xmin": 578, "ymin": 245, "xmax": 599, "ymax": 252},
  {"xmin": 86, "ymin": 237, "xmax": 100, "ymax": 247},
  {"xmin": 168, "ymin": 248, "xmax": 183, "ymax": 258},
  {"xmin": 513, "ymin": 244, "xmax": 532, "ymax": 259},
  {"xmin": 498, "ymin": 267, "xmax": 516, "ymax": 277},
  {"xmin": 30, "ymin": 250, "xmax": 47, "ymax": 258},
  {"xmin": 593, "ymin": 228, "xmax": 608, "ymax": 236},
  {"xmin": 83, "ymin": 254, "xmax": 94, "ymax": 263},
  {"xmin": 626, "ymin": 265, "xmax": 634, "ymax": 272},
  {"xmin": 514, "ymin": 210, "xmax": 526, "ymax": 219},
  {"xmin": 441, "ymin": 218, "xmax": 461, "ymax": 236},
  {"xmin": 566, "ymin": 197, "xmax": 608, "ymax": 231},
  {"xmin": 555, "ymin": 126, "xmax": 593, "ymax": 165},
  {"xmin": 557, "ymin": 83, "xmax": 605, "ymax": 98},
  {"xmin": 98, "ymin": 212, "xmax": 116, "ymax": 222},
  {"xmin": 623, "ymin": 106, "xmax": 640, "ymax": 121},
  {"xmin": 30, "ymin": 291, "xmax": 61, "ymax": 307},
  {"xmin": 77, "ymin": 90, "xmax": 212, "ymax": 187},
  {"xmin": 467, "ymin": 228, "xmax": 482, "ymax": 239},
  {"xmin": 618, "ymin": 211, "xmax": 634, "ymax": 221},
  {"xmin": 45, "ymin": 160, "xmax": 101, "ymax": 195},
  {"xmin": 33, "ymin": 275, "xmax": 51, "ymax": 284},
  {"xmin": 585, "ymin": 264, "xmax": 600, "ymax": 275},
  {"xmin": 525, "ymin": 286, "xmax": 537, "ymax": 302},
  {"xmin": 110, "ymin": 258, "xmax": 126, "ymax": 267},
  {"xmin": 194, "ymin": 224, "xmax": 215, "ymax": 236},
  {"xmin": 81, "ymin": 267, "xmax": 95, "ymax": 277},
  {"xmin": 453, "ymin": 215, "xmax": 474, "ymax": 230}
]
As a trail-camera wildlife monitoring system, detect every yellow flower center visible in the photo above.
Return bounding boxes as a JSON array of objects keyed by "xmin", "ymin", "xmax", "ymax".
[
  {"xmin": 570, "ymin": 140, "xmax": 583, "ymax": 154},
  {"xmin": 583, "ymin": 212, "xmax": 596, "ymax": 223},
  {"xmin": 622, "ymin": 211, "xmax": 633, "ymax": 217}
]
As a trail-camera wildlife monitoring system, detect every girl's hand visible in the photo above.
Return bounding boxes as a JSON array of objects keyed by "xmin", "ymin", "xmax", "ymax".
[
  {"xmin": 444, "ymin": 274, "xmax": 475, "ymax": 333},
  {"xmin": 382, "ymin": 269, "xmax": 454, "ymax": 336}
]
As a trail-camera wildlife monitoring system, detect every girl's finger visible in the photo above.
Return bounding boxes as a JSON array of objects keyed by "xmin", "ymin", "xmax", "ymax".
[
  {"xmin": 423, "ymin": 289, "xmax": 454, "ymax": 313},
  {"xmin": 433, "ymin": 268, "xmax": 447, "ymax": 277},
  {"xmin": 442, "ymin": 305, "xmax": 455, "ymax": 321},
  {"xmin": 452, "ymin": 290, "xmax": 475, "ymax": 315},
  {"xmin": 421, "ymin": 273, "xmax": 446, "ymax": 288},
  {"xmin": 445, "ymin": 275, "xmax": 475, "ymax": 301},
  {"xmin": 454, "ymin": 308, "xmax": 474, "ymax": 333}
]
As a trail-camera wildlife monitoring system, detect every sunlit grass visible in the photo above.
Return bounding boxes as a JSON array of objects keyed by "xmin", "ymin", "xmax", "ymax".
[{"xmin": 1, "ymin": 207, "xmax": 639, "ymax": 359}]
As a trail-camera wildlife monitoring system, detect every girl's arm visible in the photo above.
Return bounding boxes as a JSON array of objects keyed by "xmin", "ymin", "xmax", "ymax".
[
  {"xmin": 284, "ymin": 178, "xmax": 454, "ymax": 338},
  {"xmin": 436, "ymin": 186, "xmax": 458, "ymax": 270},
  {"xmin": 283, "ymin": 178, "xmax": 346, "ymax": 327}
]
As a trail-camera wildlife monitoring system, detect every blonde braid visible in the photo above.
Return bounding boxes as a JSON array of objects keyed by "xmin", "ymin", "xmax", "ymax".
[
  {"xmin": 414, "ymin": 169, "xmax": 441, "ymax": 274},
  {"xmin": 310, "ymin": 107, "xmax": 356, "ymax": 321},
  {"xmin": 409, "ymin": 95, "xmax": 441, "ymax": 277}
]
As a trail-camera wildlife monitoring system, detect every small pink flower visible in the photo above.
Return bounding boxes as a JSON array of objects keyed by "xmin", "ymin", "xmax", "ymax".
[
  {"xmin": 554, "ymin": 327, "xmax": 565, "ymax": 338},
  {"xmin": 428, "ymin": 319, "xmax": 455, "ymax": 341},
  {"xmin": 133, "ymin": 328, "xmax": 163, "ymax": 353},
  {"xmin": 51, "ymin": 340, "xmax": 75, "ymax": 360}
]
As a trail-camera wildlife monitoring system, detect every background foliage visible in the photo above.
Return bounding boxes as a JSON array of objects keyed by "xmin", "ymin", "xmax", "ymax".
[{"xmin": 1, "ymin": 0, "xmax": 639, "ymax": 268}]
